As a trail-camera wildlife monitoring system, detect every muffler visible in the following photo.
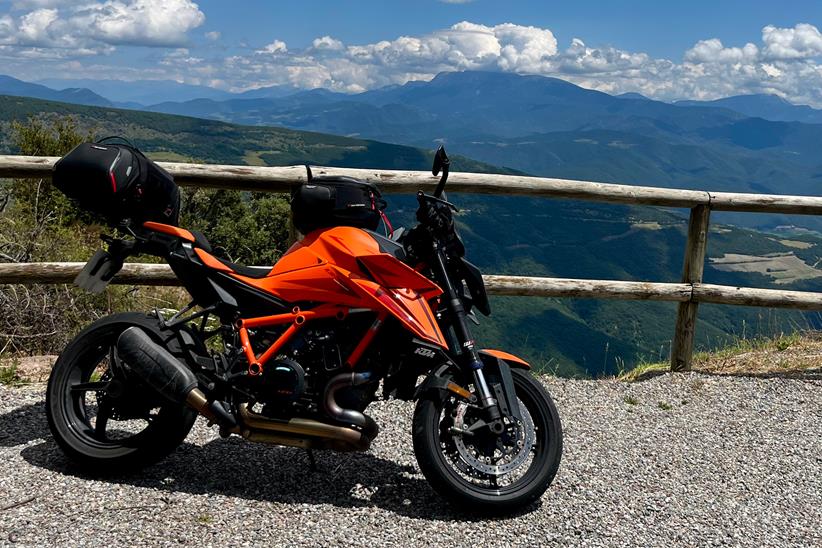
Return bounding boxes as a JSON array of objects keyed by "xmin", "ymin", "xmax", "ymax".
[{"xmin": 116, "ymin": 327, "xmax": 237, "ymax": 431}]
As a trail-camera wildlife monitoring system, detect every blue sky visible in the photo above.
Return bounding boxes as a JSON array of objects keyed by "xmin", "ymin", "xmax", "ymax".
[
  {"xmin": 196, "ymin": 0, "xmax": 820, "ymax": 60},
  {"xmin": 1, "ymin": 0, "xmax": 822, "ymax": 104}
]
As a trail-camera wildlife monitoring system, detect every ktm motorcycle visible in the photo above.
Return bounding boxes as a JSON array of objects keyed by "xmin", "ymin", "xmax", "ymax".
[{"xmin": 46, "ymin": 146, "xmax": 562, "ymax": 513}]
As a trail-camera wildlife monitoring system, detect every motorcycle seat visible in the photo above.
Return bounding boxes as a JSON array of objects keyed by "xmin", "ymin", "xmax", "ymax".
[{"xmin": 142, "ymin": 221, "xmax": 273, "ymax": 279}]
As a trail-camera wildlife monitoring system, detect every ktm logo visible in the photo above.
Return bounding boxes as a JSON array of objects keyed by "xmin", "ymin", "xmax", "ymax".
[{"xmin": 414, "ymin": 347, "xmax": 436, "ymax": 359}]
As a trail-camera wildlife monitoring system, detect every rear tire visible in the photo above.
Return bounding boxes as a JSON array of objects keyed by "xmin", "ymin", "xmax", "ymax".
[
  {"xmin": 412, "ymin": 368, "xmax": 562, "ymax": 513},
  {"xmin": 46, "ymin": 313, "xmax": 198, "ymax": 473}
]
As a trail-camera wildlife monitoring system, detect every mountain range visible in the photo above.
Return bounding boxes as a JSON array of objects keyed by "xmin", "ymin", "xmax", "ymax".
[
  {"xmin": 97, "ymin": 71, "xmax": 822, "ymax": 232},
  {"xmin": 2, "ymin": 94, "xmax": 821, "ymax": 377}
]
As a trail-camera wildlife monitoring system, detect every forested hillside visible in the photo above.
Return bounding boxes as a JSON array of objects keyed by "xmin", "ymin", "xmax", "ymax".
[{"xmin": 2, "ymin": 95, "xmax": 820, "ymax": 376}]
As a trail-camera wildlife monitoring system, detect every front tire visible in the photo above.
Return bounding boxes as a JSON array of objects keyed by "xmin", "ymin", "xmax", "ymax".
[
  {"xmin": 46, "ymin": 313, "xmax": 198, "ymax": 473},
  {"xmin": 412, "ymin": 368, "xmax": 562, "ymax": 513}
]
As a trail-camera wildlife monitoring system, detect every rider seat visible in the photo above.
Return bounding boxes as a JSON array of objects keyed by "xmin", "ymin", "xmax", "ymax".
[{"xmin": 142, "ymin": 222, "xmax": 273, "ymax": 279}]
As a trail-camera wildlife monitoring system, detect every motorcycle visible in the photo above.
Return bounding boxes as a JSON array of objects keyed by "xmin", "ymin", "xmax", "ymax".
[{"xmin": 46, "ymin": 145, "xmax": 562, "ymax": 513}]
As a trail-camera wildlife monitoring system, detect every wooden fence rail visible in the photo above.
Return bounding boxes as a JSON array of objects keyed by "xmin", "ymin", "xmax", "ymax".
[{"xmin": 3, "ymin": 154, "xmax": 822, "ymax": 371}]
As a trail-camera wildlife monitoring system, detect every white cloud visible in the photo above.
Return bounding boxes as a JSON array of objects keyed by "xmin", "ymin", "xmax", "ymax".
[
  {"xmin": 0, "ymin": 0, "xmax": 205, "ymax": 53},
  {"xmin": 4, "ymin": 13, "xmax": 822, "ymax": 108},
  {"xmin": 257, "ymin": 39, "xmax": 287, "ymax": 55},
  {"xmin": 312, "ymin": 35, "xmax": 343, "ymax": 51},
  {"xmin": 151, "ymin": 21, "xmax": 822, "ymax": 107},
  {"xmin": 762, "ymin": 23, "xmax": 822, "ymax": 60},
  {"xmin": 684, "ymin": 38, "xmax": 759, "ymax": 64}
]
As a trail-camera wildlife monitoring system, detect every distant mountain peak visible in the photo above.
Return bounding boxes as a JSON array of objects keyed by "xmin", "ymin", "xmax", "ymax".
[
  {"xmin": 674, "ymin": 93, "xmax": 821, "ymax": 123},
  {"xmin": 0, "ymin": 74, "xmax": 111, "ymax": 107},
  {"xmin": 616, "ymin": 92, "xmax": 651, "ymax": 101}
]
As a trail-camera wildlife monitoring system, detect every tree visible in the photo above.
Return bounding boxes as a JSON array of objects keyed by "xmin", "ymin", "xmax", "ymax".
[
  {"xmin": 0, "ymin": 116, "xmax": 293, "ymax": 357},
  {"xmin": 1, "ymin": 116, "xmax": 93, "ymax": 262}
]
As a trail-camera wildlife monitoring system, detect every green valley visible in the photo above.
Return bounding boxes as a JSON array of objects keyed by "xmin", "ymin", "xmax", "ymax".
[{"xmin": 1, "ymin": 94, "xmax": 820, "ymax": 377}]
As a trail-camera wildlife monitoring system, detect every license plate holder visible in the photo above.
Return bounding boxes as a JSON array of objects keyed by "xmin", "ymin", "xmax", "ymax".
[{"xmin": 74, "ymin": 249, "xmax": 122, "ymax": 293}]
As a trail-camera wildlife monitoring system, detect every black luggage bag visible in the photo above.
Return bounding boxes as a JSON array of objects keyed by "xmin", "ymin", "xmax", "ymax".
[
  {"xmin": 291, "ymin": 175, "xmax": 385, "ymax": 234},
  {"xmin": 53, "ymin": 139, "xmax": 180, "ymax": 226}
]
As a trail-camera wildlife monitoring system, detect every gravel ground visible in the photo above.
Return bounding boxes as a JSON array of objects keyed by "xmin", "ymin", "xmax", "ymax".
[{"xmin": 0, "ymin": 373, "xmax": 819, "ymax": 547}]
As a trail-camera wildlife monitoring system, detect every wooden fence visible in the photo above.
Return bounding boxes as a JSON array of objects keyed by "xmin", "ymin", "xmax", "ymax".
[{"xmin": 3, "ymin": 154, "xmax": 822, "ymax": 371}]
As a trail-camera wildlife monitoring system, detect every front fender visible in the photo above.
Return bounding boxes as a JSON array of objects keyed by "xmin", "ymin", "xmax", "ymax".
[
  {"xmin": 414, "ymin": 357, "xmax": 524, "ymax": 423},
  {"xmin": 413, "ymin": 363, "xmax": 457, "ymax": 404},
  {"xmin": 480, "ymin": 349, "xmax": 531, "ymax": 369}
]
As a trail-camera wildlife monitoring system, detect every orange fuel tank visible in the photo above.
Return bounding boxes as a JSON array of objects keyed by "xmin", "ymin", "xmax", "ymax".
[{"xmin": 229, "ymin": 227, "xmax": 448, "ymax": 348}]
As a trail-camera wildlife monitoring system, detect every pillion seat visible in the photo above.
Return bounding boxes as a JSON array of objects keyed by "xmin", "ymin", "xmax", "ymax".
[{"xmin": 142, "ymin": 221, "xmax": 273, "ymax": 279}]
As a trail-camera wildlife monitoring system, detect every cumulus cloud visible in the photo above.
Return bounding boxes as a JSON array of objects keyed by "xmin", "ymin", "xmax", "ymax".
[
  {"xmin": 684, "ymin": 38, "xmax": 759, "ymax": 64},
  {"xmin": 3, "ymin": 11, "xmax": 822, "ymax": 108},
  {"xmin": 0, "ymin": 0, "xmax": 204, "ymax": 54},
  {"xmin": 257, "ymin": 39, "xmax": 287, "ymax": 55},
  {"xmin": 312, "ymin": 35, "xmax": 344, "ymax": 51},
  {"xmin": 762, "ymin": 23, "xmax": 822, "ymax": 60},
  {"xmin": 134, "ymin": 21, "xmax": 822, "ymax": 107}
]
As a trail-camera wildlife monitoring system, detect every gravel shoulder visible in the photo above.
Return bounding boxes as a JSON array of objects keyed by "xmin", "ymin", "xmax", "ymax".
[{"xmin": 0, "ymin": 373, "xmax": 819, "ymax": 547}]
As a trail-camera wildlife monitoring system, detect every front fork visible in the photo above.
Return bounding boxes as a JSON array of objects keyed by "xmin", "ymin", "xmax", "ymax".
[{"xmin": 432, "ymin": 244, "xmax": 505, "ymax": 433}]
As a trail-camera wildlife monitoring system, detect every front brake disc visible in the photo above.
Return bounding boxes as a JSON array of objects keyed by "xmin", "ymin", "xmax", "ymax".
[{"xmin": 451, "ymin": 399, "xmax": 535, "ymax": 476}]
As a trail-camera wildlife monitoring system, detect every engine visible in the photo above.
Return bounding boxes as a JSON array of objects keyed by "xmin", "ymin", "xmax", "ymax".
[{"xmin": 236, "ymin": 321, "xmax": 378, "ymax": 418}]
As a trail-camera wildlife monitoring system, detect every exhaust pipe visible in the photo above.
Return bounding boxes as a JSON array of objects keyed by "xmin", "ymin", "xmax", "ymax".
[
  {"xmin": 116, "ymin": 327, "xmax": 237, "ymax": 431},
  {"xmin": 238, "ymin": 405, "xmax": 372, "ymax": 451},
  {"xmin": 324, "ymin": 372, "xmax": 379, "ymax": 441}
]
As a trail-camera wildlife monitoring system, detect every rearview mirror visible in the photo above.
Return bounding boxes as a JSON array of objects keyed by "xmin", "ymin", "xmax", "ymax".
[{"xmin": 432, "ymin": 146, "xmax": 449, "ymax": 176}]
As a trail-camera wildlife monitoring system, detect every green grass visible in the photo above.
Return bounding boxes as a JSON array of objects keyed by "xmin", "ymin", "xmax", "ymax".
[
  {"xmin": 694, "ymin": 331, "xmax": 803, "ymax": 361},
  {"xmin": 0, "ymin": 361, "xmax": 23, "ymax": 386},
  {"xmin": 196, "ymin": 514, "xmax": 213, "ymax": 525},
  {"xmin": 618, "ymin": 361, "xmax": 669, "ymax": 382}
]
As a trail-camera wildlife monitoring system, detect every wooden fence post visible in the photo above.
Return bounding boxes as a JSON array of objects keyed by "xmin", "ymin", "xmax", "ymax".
[{"xmin": 671, "ymin": 204, "xmax": 711, "ymax": 371}]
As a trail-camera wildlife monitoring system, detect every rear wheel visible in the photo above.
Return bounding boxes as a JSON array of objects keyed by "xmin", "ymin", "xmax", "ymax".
[
  {"xmin": 412, "ymin": 368, "xmax": 562, "ymax": 513},
  {"xmin": 46, "ymin": 313, "xmax": 198, "ymax": 472}
]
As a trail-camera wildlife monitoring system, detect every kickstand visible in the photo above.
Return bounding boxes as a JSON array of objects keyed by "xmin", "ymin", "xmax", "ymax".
[{"xmin": 305, "ymin": 448, "xmax": 317, "ymax": 472}]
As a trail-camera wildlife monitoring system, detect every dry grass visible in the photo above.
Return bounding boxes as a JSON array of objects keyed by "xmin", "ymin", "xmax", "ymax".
[
  {"xmin": 0, "ymin": 354, "xmax": 57, "ymax": 384},
  {"xmin": 620, "ymin": 332, "xmax": 822, "ymax": 381},
  {"xmin": 691, "ymin": 332, "xmax": 822, "ymax": 377}
]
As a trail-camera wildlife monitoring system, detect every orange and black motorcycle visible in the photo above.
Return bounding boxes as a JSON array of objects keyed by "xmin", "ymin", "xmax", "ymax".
[{"xmin": 46, "ymin": 143, "xmax": 562, "ymax": 512}]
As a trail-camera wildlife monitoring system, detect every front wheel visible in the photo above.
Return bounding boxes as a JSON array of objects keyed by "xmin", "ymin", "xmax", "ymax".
[{"xmin": 412, "ymin": 368, "xmax": 562, "ymax": 513}]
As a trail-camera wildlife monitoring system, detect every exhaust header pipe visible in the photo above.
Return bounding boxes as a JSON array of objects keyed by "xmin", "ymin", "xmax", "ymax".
[
  {"xmin": 324, "ymin": 372, "xmax": 379, "ymax": 441},
  {"xmin": 116, "ymin": 327, "xmax": 237, "ymax": 430}
]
